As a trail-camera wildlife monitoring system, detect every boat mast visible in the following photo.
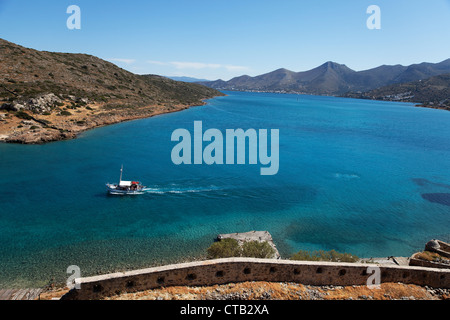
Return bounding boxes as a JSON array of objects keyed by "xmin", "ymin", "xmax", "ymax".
[{"xmin": 119, "ymin": 164, "xmax": 123, "ymax": 183}]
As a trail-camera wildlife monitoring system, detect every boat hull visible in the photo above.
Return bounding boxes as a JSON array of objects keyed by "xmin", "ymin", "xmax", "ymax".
[{"xmin": 106, "ymin": 184, "xmax": 146, "ymax": 195}]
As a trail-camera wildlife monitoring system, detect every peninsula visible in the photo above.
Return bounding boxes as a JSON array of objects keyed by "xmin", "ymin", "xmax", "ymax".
[{"xmin": 0, "ymin": 38, "xmax": 224, "ymax": 144}]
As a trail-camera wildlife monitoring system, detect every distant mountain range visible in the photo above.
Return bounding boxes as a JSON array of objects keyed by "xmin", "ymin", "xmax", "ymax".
[
  {"xmin": 168, "ymin": 76, "xmax": 210, "ymax": 83},
  {"xmin": 198, "ymin": 59, "xmax": 450, "ymax": 96}
]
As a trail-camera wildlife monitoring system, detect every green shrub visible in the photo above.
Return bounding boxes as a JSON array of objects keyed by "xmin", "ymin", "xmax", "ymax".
[
  {"xmin": 39, "ymin": 119, "xmax": 51, "ymax": 125},
  {"xmin": 15, "ymin": 111, "xmax": 33, "ymax": 120},
  {"xmin": 207, "ymin": 239, "xmax": 276, "ymax": 259},
  {"xmin": 207, "ymin": 238, "xmax": 241, "ymax": 259},
  {"xmin": 242, "ymin": 241, "xmax": 276, "ymax": 259},
  {"xmin": 290, "ymin": 249, "xmax": 359, "ymax": 263},
  {"xmin": 416, "ymin": 251, "xmax": 449, "ymax": 263},
  {"xmin": 67, "ymin": 103, "xmax": 80, "ymax": 110},
  {"xmin": 60, "ymin": 111, "xmax": 72, "ymax": 116}
]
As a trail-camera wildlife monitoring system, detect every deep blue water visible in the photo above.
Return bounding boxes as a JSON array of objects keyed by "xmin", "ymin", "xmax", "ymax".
[{"xmin": 0, "ymin": 91, "xmax": 449, "ymax": 287}]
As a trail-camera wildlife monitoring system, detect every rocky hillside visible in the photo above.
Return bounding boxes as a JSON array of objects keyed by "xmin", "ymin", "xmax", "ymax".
[
  {"xmin": 342, "ymin": 73, "xmax": 450, "ymax": 111},
  {"xmin": 0, "ymin": 38, "xmax": 223, "ymax": 144},
  {"xmin": 199, "ymin": 59, "xmax": 450, "ymax": 95}
]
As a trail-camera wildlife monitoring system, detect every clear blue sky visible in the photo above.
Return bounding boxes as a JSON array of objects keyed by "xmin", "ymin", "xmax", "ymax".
[{"xmin": 1, "ymin": 0, "xmax": 450, "ymax": 80}]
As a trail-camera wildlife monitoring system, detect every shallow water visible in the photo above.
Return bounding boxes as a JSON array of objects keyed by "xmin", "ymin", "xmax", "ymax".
[{"xmin": 0, "ymin": 91, "xmax": 449, "ymax": 287}]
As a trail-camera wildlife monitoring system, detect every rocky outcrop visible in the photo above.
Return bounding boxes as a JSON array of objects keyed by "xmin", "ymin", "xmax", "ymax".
[
  {"xmin": 217, "ymin": 231, "xmax": 281, "ymax": 259},
  {"xmin": 5, "ymin": 129, "xmax": 76, "ymax": 144},
  {"xmin": 0, "ymin": 93, "xmax": 64, "ymax": 113},
  {"xmin": 26, "ymin": 93, "xmax": 63, "ymax": 113}
]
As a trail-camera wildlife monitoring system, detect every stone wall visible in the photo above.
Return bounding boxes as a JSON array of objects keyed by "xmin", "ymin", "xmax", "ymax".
[
  {"xmin": 62, "ymin": 258, "xmax": 450, "ymax": 300},
  {"xmin": 410, "ymin": 256, "xmax": 450, "ymax": 269}
]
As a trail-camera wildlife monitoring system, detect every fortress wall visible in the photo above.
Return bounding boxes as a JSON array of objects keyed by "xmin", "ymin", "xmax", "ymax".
[{"xmin": 62, "ymin": 258, "xmax": 450, "ymax": 300}]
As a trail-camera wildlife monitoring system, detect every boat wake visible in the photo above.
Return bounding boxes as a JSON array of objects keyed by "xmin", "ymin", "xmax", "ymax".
[
  {"xmin": 333, "ymin": 173, "xmax": 360, "ymax": 180},
  {"xmin": 142, "ymin": 185, "xmax": 223, "ymax": 195}
]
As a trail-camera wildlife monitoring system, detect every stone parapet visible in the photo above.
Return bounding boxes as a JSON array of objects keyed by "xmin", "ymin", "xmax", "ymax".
[{"xmin": 62, "ymin": 258, "xmax": 450, "ymax": 300}]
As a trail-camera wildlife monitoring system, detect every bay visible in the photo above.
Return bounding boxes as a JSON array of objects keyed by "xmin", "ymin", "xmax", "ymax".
[{"xmin": 0, "ymin": 91, "xmax": 449, "ymax": 288}]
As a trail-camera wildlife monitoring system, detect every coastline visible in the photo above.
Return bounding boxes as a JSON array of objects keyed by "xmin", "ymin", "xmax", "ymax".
[
  {"xmin": 414, "ymin": 104, "xmax": 450, "ymax": 112},
  {"xmin": 206, "ymin": 89, "xmax": 449, "ymax": 111},
  {"xmin": 1, "ymin": 90, "xmax": 449, "ymax": 297},
  {"xmin": 0, "ymin": 96, "xmax": 222, "ymax": 145},
  {"xmin": 3, "ymin": 89, "xmax": 446, "ymax": 145}
]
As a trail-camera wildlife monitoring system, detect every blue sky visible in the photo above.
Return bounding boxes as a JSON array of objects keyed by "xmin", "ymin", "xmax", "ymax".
[{"xmin": 1, "ymin": 0, "xmax": 450, "ymax": 80}]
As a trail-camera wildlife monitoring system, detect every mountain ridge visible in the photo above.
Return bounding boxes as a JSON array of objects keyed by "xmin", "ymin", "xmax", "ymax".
[
  {"xmin": 167, "ymin": 76, "xmax": 210, "ymax": 83},
  {"xmin": 199, "ymin": 59, "xmax": 450, "ymax": 95}
]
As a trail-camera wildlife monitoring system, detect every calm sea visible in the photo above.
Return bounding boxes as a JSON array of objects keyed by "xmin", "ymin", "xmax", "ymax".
[{"xmin": 0, "ymin": 91, "xmax": 449, "ymax": 288}]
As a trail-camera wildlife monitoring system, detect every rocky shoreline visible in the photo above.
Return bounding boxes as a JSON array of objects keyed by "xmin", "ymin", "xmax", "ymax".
[
  {"xmin": 217, "ymin": 231, "xmax": 281, "ymax": 259},
  {"xmin": 414, "ymin": 103, "xmax": 450, "ymax": 112},
  {"xmin": 0, "ymin": 93, "xmax": 211, "ymax": 144}
]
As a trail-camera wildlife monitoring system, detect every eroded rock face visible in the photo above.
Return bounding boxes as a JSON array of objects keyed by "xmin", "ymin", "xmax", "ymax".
[
  {"xmin": 1, "ymin": 93, "xmax": 63, "ymax": 114},
  {"xmin": 27, "ymin": 93, "xmax": 63, "ymax": 114}
]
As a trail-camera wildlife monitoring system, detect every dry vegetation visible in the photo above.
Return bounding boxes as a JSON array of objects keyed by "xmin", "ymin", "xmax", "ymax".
[
  {"xmin": 0, "ymin": 38, "xmax": 223, "ymax": 144},
  {"xmin": 39, "ymin": 281, "xmax": 449, "ymax": 300}
]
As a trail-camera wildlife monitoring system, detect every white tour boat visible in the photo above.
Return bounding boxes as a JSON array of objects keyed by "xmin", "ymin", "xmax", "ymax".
[{"xmin": 106, "ymin": 165, "xmax": 146, "ymax": 195}]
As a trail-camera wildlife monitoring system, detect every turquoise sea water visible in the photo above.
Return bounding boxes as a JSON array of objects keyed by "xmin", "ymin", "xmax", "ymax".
[{"xmin": 0, "ymin": 91, "xmax": 449, "ymax": 288}]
